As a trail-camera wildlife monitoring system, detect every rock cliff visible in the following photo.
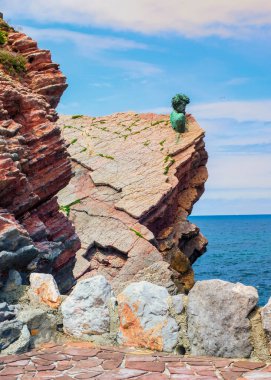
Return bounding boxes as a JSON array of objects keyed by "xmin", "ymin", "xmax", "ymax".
[
  {"xmin": 0, "ymin": 20, "xmax": 80, "ymax": 291},
  {"xmin": 57, "ymin": 112, "xmax": 208, "ymax": 294}
]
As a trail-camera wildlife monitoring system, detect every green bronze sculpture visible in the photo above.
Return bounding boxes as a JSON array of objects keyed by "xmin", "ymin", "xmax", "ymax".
[{"xmin": 170, "ymin": 93, "xmax": 190, "ymax": 133}]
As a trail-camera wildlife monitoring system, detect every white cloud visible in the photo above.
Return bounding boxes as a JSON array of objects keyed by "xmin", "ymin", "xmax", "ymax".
[
  {"xmin": 4, "ymin": 0, "xmax": 271, "ymax": 38},
  {"xmin": 22, "ymin": 27, "xmax": 147, "ymax": 53},
  {"xmin": 190, "ymin": 100, "xmax": 271, "ymax": 122},
  {"xmin": 144, "ymin": 99, "xmax": 271, "ymax": 122}
]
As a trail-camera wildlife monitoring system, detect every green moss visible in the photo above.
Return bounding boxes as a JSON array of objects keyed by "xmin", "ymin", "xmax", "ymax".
[
  {"xmin": 60, "ymin": 199, "xmax": 82, "ymax": 217},
  {"xmin": 143, "ymin": 140, "xmax": 150, "ymax": 146},
  {"xmin": 151, "ymin": 120, "xmax": 164, "ymax": 126},
  {"xmin": 159, "ymin": 139, "xmax": 166, "ymax": 146},
  {"xmin": 163, "ymin": 155, "xmax": 175, "ymax": 175},
  {"xmin": 130, "ymin": 228, "xmax": 144, "ymax": 238},
  {"xmin": 71, "ymin": 114, "xmax": 83, "ymax": 119},
  {"xmin": 63, "ymin": 125, "xmax": 73, "ymax": 129},
  {"xmin": 70, "ymin": 138, "xmax": 77, "ymax": 145},
  {"xmin": 80, "ymin": 147, "xmax": 87, "ymax": 153},
  {"xmin": 0, "ymin": 50, "xmax": 26, "ymax": 76},
  {"xmin": 97, "ymin": 153, "xmax": 114, "ymax": 160}
]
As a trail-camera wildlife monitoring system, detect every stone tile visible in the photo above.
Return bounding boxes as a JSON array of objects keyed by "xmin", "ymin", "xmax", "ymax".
[
  {"xmin": 242, "ymin": 371, "xmax": 271, "ymax": 379},
  {"xmin": 64, "ymin": 348, "xmax": 100, "ymax": 357},
  {"xmin": 98, "ymin": 351, "xmax": 124, "ymax": 361},
  {"xmin": 134, "ymin": 375, "xmax": 168, "ymax": 379},
  {"xmin": 8, "ymin": 359, "xmax": 30, "ymax": 366},
  {"xmin": 213, "ymin": 360, "xmax": 233, "ymax": 368},
  {"xmin": 125, "ymin": 355, "xmax": 156, "ymax": 362},
  {"xmin": 74, "ymin": 373, "xmax": 102, "ymax": 379},
  {"xmin": 157, "ymin": 356, "xmax": 181, "ymax": 362},
  {"xmin": 221, "ymin": 370, "xmax": 244, "ymax": 380},
  {"xmin": 56, "ymin": 360, "xmax": 74, "ymax": 370},
  {"xmin": 25, "ymin": 364, "xmax": 38, "ymax": 372},
  {"xmin": 0, "ymin": 366, "xmax": 24, "ymax": 375},
  {"xmin": 232, "ymin": 362, "xmax": 266, "ymax": 370},
  {"xmin": 31, "ymin": 357, "xmax": 54, "ymax": 365},
  {"xmin": 33, "ymin": 370, "xmax": 62, "ymax": 378},
  {"xmin": 73, "ymin": 358, "xmax": 103, "ymax": 368},
  {"xmin": 102, "ymin": 359, "xmax": 123, "ymax": 370},
  {"xmin": 167, "ymin": 366, "xmax": 194, "ymax": 375},
  {"xmin": 35, "ymin": 364, "xmax": 56, "ymax": 371},
  {"xmin": 125, "ymin": 360, "xmax": 165, "ymax": 372},
  {"xmin": 97, "ymin": 368, "xmax": 146, "ymax": 379},
  {"xmin": 38, "ymin": 353, "xmax": 68, "ymax": 361}
]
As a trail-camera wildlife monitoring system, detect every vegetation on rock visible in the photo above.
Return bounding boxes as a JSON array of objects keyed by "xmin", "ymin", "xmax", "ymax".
[{"xmin": 0, "ymin": 50, "xmax": 26, "ymax": 76}]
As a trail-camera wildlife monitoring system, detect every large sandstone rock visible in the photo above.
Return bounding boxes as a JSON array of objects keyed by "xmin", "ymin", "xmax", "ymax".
[
  {"xmin": 0, "ymin": 22, "xmax": 80, "ymax": 292},
  {"xmin": 61, "ymin": 275, "xmax": 113, "ymax": 338},
  {"xmin": 187, "ymin": 280, "xmax": 259, "ymax": 358},
  {"xmin": 57, "ymin": 112, "xmax": 208, "ymax": 294},
  {"xmin": 117, "ymin": 281, "xmax": 179, "ymax": 352}
]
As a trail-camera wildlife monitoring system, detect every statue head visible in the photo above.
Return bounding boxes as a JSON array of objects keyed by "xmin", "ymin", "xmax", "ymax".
[{"xmin": 171, "ymin": 93, "xmax": 190, "ymax": 114}]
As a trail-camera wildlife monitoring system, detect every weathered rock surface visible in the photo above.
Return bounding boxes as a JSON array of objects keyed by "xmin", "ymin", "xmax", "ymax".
[
  {"xmin": 61, "ymin": 275, "xmax": 113, "ymax": 338},
  {"xmin": 261, "ymin": 298, "xmax": 271, "ymax": 348},
  {"xmin": 0, "ymin": 20, "xmax": 80, "ymax": 291},
  {"xmin": 187, "ymin": 279, "xmax": 259, "ymax": 358},
  {"xmin": 29, "ymin": 273, "xmax": 62, "ymax": 309},
  {"xmin": 57, "ymin": 112, "xmax": 208, "ymax": 294},
  {"xmin": 117, "ymin": 281, "xmax": 179, "ymax": 352}
]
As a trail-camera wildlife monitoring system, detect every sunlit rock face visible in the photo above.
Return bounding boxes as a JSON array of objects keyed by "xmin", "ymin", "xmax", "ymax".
[
  {"xmin": 57, "ymin": 112, "xmax": 208, "ymax": 294},
  {"xmin": 0, "ymin": 22, "xmax": 80, "ymax": 291}
]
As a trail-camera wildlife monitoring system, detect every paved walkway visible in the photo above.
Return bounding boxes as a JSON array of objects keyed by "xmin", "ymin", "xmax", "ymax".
[{"xmin": 0, "ymin": 342, "xmax": 270, "ymax": 380}]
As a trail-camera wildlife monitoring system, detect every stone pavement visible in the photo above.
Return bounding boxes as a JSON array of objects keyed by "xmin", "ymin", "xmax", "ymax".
[{"xmin": 0, "ymin": 343, "xmax": 270, "ymax": 380}]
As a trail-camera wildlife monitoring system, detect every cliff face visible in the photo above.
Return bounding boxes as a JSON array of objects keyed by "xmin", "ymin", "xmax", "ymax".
[
  {"xmin": 0, "ymin": 21, "xmax": 80, "ymax": 291},
  {"xmin": 57, "ymin": 112, "xmax": 208, "ymax": 294}
]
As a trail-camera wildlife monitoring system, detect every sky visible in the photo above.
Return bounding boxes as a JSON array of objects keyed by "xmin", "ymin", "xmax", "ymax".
[{"xmin": 2, "ymin": 1, "xmax": 271, "ymax": 215}]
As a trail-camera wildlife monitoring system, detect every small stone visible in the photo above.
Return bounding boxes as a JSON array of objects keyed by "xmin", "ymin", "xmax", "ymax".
[
  {"xmin": 232, "ymin": 362, "xmax": 266, "ymax": 370},
  {"xmin": 4, "ymin": 270, "xmax": 22, "ymax": 291},
  {"xmin": 29, "ymin": 273, "xmax": 62, "ymax": 309},
  {"xmin": 171, "ymin": 294, "xmax": 185, "ymax": 314}
]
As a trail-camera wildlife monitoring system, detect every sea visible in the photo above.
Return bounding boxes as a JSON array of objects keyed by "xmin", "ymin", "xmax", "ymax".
[{"xmin": 189, "ymin": 214, "xmax": 271, "ymax": 306}]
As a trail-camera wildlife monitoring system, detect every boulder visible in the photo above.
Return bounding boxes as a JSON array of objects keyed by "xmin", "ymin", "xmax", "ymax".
[
  {"xmin": 61, "ymin": 275, "xmax": 113, "ymax": 338},
  {"xmin": 261, "ymin": 297, "xmax": 271, "ymax": 342},
  {"xmin": 0, "ymin": 318, "xmax": 24, "ymax": 350},
  {"xmin": 117, "ymin": 281, "xmax": 179, "ymax": 352},
  {"xmin": 29, "ymin": 273, "xmax": 62, "ymax": 309},
  {"xmin": 187, "ymin": 280, "xmax": 258, "ymax": 358}
]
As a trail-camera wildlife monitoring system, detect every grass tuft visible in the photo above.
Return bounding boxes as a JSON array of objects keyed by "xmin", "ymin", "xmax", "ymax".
[{"xmin": 0, "ymin": 50, "xmax": 26, "ymax": 76}]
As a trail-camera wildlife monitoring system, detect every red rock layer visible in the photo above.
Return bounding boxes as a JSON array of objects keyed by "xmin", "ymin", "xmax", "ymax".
[{"xmin": 0, "ymin": 22, "xmax": 80, "ymax": 291}]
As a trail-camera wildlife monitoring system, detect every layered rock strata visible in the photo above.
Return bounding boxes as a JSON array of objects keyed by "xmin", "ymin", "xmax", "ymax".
[
  {"xmin": 0, "ymin": 21, "xmax": 80, "ymax": 291},
  {"xmin": 58, "ymin": 112, "xmax": 208, "ymax": 294}
]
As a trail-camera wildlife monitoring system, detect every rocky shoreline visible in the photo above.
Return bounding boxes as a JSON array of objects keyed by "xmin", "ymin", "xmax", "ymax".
[{"xmin": 0, "ymin": 20, "xmax": 270, "ymax": 364}]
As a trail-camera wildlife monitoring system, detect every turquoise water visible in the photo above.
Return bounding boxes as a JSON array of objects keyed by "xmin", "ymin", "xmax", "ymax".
[{"xmin": 190, "ymin": 215, "xmax": 271, "ymax": 306}]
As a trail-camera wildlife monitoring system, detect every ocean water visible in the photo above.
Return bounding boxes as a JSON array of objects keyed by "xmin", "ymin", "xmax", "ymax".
[{"xmin": 189, "ymin": 215, "xmax": 271, "ymax": 306}]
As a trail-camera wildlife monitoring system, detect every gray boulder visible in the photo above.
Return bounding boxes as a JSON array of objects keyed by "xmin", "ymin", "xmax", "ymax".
[
  {"xmin": 261, "ymin": 297, "xmax": 271, "ymax": 341},
  {"xmin": 61, "ymin": 275, "xmax": 113, "ymax": 338},
  {"xmin": 0, "ymin": 318, "xmax": 24, "ymax": 350},
  {"xmin": 117, "ymin": 281, "xmax": 179, "ymax": 352},
  {"xmin": 187, "ymin": 279, "xmax": 258, "ymax": 358}
]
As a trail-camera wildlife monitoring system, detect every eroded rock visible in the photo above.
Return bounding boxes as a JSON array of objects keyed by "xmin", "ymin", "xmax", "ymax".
[
  {"xmin": 117, "ymin": 281, "xmax": 179, "ymax": 352},
  {"xmin": 57, "ymin": 112, "xmax": 208, "ymax": 294},
  {"xmin": 187, "ymin": 279, "xmax": 259, "ymax": 358}
]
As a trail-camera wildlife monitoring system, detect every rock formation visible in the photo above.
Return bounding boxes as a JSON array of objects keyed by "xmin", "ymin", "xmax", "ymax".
[
  {"xmin": 0, "ymin": 20, "xmax": 80, "ymax": 292},
  {"xmin": 57, "ymin": 112, "xmax": 208, "ymax": 294}
]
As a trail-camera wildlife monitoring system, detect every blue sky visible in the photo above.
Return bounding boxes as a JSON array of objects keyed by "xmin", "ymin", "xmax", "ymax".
[{"xmin": 3, "ymin": 1, "xmax": 271, "ymax": 215}]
